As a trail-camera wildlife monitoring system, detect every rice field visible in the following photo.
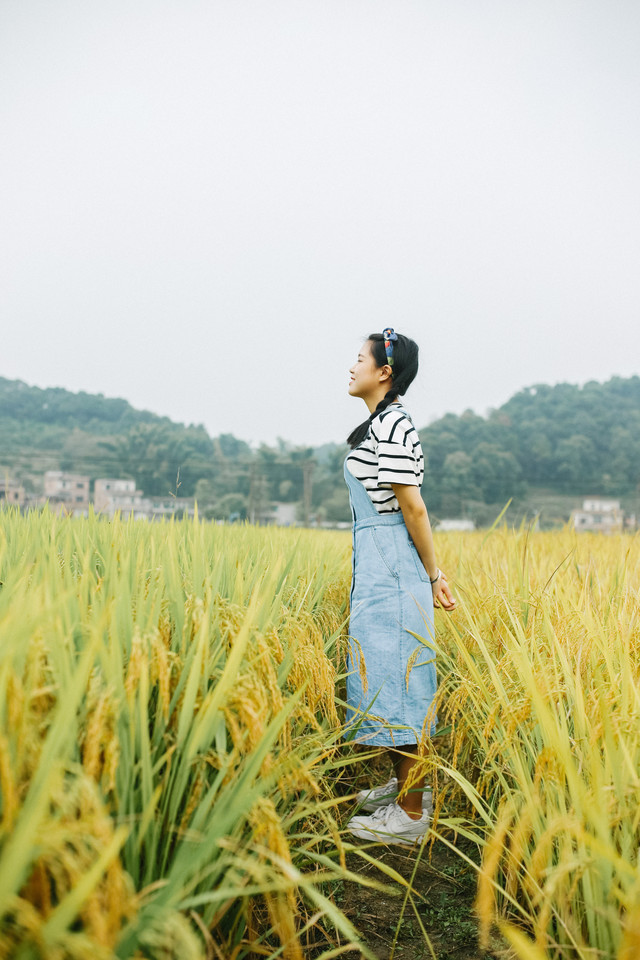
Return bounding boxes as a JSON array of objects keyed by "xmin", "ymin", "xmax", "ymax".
[
  {"xmin": 433, "ymin": 526, "xmax": 640, "ymax": 960},
  {"xmin": 1, "ymin": 509, "xmax": 639, "ymax": 959},
  {"xmin": 0, "ymin": 508, "xmax": 366, "ymax": 960}
]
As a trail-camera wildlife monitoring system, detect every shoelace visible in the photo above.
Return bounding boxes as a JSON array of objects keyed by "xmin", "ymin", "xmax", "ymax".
[
  {"xmin": 372, "ymin": 778, "xmax": 397, "ymax": 795},
  {"xmin": 369, "ymin": 803, "xmax": 399, "ymax": 825}
]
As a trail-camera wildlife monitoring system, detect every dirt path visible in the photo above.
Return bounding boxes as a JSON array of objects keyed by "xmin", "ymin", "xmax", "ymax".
[{"xmin": 333, "ymin": 838, "xmax": 503, "ymax": 960}]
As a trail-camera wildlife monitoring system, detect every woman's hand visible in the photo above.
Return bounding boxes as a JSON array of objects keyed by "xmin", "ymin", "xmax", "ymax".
[
  {"xmin": 391, "ymin": 484, "xmax": 457, "ymax": 612},
  {"xmin": 432, "ymin": 571, "xmax": 456, "ymax": 611}
]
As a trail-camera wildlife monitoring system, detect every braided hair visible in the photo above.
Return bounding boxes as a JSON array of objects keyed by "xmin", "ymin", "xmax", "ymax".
[{"xmin": 347, "ymin": 332, "xmax": 419, "ymax": 448}]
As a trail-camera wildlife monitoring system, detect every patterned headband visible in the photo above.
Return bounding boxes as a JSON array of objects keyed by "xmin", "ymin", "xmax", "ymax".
[{"xmin": 382, "ymin": 328, "xmax": 398, "ymax": 369}]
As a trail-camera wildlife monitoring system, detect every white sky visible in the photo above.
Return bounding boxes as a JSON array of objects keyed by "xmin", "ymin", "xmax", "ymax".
[{"xmin": 1, "ymin": 0, "xmax": 639, "ymax": 446}]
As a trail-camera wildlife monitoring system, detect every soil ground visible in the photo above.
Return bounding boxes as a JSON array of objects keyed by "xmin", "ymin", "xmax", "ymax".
[
  {"xmin": 333, "ymin": 837, "xmax": 503, "ymax": 960},
  {"xmin": 324, "ymin": 748, "xmax": 506, "ymax": 960}
]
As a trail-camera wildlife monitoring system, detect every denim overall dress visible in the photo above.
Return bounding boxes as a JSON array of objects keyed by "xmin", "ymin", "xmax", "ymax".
[{"xmin": 343, "ymin": 458, "xmax": 437, "ymax": 746}]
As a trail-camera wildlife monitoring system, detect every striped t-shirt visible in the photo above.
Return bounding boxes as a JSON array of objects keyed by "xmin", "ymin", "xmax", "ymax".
[{"xmin": 346, "ymin": 402, "xmax": 425, "ymax": 514}]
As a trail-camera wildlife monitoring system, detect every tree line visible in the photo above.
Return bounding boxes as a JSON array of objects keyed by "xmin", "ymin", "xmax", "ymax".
[
  {"xmin": 419, "ymin": 376, "xmax": 640, "ymax": 519},
  {"xmin": 2, "ymin": 375, "xmax": 639, "ymax": 524}
]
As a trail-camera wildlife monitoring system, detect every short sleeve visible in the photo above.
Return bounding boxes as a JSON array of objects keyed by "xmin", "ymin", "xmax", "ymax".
[{"xmin": 374, "ymin": 411, "xmax": 420, "ymax": 488}]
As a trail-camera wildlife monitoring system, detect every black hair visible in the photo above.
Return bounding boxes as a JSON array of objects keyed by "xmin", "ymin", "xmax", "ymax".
[{"xmin": 347, "ymin": 332, "xmax": 419, "ymax": 448}]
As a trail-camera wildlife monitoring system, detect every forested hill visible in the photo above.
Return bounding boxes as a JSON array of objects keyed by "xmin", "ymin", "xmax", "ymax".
[
  {"xmin": 419, "ymin": 376, "xmax": 640, "ymax": 516},
  {"xmin": 0, "ymin": 376, "xmax": 251, "ymax": 500},
  {"xmin": 0, "ymin": 376, "xmax": 164, "ymax": 433},
  {"xmin": 2, "ymin": 374, "xmax": 640, "ymax": 522}
]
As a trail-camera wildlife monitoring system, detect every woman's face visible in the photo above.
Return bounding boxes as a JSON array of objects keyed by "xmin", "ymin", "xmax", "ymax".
[{"xmin": 348, "ymin": 340, "xmax": 388, "ymax": 399}]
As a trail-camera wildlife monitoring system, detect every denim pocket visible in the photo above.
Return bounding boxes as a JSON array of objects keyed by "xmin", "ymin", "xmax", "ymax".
[
  {"xmin": 408, "ymin": 537, "xmax": 430, "ymax": 583},
  {"xmin": 370, "ymin": 527, "xmax": 400, "ymax": 581}
]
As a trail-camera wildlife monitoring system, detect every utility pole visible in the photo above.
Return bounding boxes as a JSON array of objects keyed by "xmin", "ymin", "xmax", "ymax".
[
  {"xmin": 302, "ymin": 460, "xmax": 315, "ymax": 527},
  {"xmin": 248, "ymin": 461, "xmax": 257, "ymax": 525},
  {"xmin": 248, "ymin": 461, "xmax": 268, "ymax": 525}
]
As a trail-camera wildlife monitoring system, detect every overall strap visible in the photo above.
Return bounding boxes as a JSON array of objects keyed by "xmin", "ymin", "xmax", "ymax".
[{"xmin": 343, "ymin": 456, "xmax": 382, "ymax": 521}]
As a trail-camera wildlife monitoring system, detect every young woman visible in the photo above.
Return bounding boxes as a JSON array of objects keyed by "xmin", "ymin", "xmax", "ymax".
[{"xmin": 344, "ymin": 329, "xmax": 456, "ymax": 845}]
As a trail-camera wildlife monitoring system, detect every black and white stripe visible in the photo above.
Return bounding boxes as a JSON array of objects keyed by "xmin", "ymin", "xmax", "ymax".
[{"xmin": 346, "ymin": 403, "xmax": 425, "ymax": 514}]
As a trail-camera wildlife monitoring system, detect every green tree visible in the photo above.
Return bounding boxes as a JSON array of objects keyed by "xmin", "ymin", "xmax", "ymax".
[
  {"xmin": 555, "ymin": 435, "xmax": 598, "ymax": 488},
  {"xmin": 194, "ymin": 478, "xmax": 217, "ymax": 505},
  {"xmin": 321, "ymin": 488, "xmax": 351, "ymax": 523},
  {"xmin": 207, "ymin": 492, "xmax": 248, "ymax": 521},
  {"xmin": 471, "ymin": 443, "xmax": 524, "ymax": 503},
  {"xmin": 439, "ymin": 451, "xmax": 479, "ymax": 515}
]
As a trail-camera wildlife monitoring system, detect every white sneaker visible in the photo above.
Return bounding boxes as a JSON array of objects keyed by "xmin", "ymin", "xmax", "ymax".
[
  {"xmin": 347, "ymin": 802, "xmax": 430, "ymax": 846},
  {"xmin": 356, "ymin": 777, "xmax": 433, "ymax": 815},
  {"xmin": 356, "ymin": 777, "xmax": 399, "ymax": 811}
]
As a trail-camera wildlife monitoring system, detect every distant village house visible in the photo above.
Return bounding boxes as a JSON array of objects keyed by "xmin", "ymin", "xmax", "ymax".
[
  {"xmin": 44, "ymin": 471, "xmax": 90, "ymax": 514},
  {"xmin": 571, "ymin": 498, "xmax": 624, "ymax": 534},
  {"xmin": 435, "ymin": 518, "xmax": 476, "ymax": 532},
  {"xmin": 94, "ymin": 478, "xmax": 145, "ymax": 517},
  {"xmin": 0, "ymin": 479, "xmax": 25, "ymax": 508},
  {"xmin": 95, "ymin": 479, "xmax": 196, "ymax": 520},
  {"xmin": 267, "ymin": 502, "xmax": 298, "ymax": 527}
]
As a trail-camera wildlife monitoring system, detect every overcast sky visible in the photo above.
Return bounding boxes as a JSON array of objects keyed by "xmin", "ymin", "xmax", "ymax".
[{"xmin": 2, "ymin": 1, "xmax": 639, "ymax": 446}]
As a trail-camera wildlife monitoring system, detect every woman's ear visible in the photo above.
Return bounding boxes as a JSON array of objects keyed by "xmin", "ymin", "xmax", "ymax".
[{"xmin": 379, "ymin": 364, "xmax": 393, "ymax": 383}]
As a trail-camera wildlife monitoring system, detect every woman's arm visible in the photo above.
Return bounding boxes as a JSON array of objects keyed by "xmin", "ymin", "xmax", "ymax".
[{"xmin": 391, "ymin": 483, "xmax": 456, "ymax": 611}]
